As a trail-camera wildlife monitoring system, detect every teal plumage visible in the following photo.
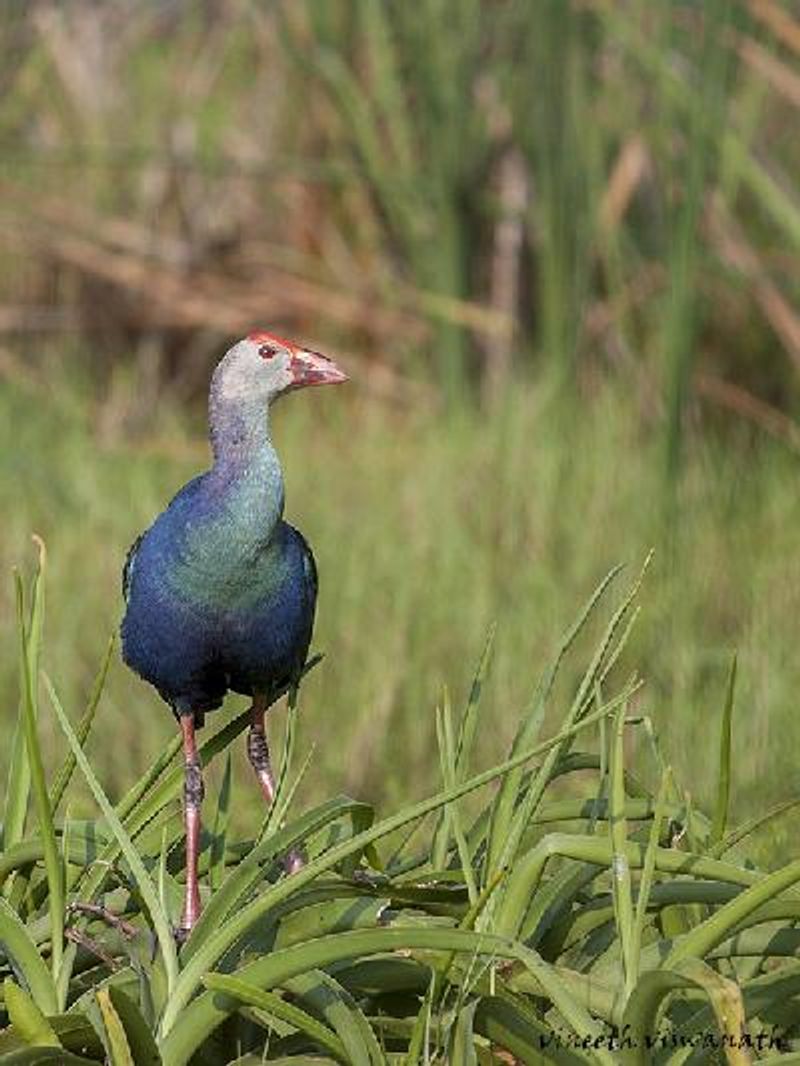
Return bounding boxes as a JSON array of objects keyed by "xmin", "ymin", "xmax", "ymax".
[
  {"xmin": 121, "ymin": 379, "xmax": 317, "ymax": 721},
  {"xmin": 120, "ymin": 332, "xmax": 346, "ymax": 934}
]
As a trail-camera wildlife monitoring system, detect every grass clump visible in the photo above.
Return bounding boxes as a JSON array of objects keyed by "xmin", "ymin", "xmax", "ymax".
[
  {"xmin": 1, "ymin": 373, "xmax": 798, "ymax": 828},
  {"xmin": 1, "ymin": 546, "xmax": 799, "ymax": 1063}
]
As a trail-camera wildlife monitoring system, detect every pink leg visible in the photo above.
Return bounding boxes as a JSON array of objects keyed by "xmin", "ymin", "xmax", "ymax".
[
  {"xmin": 179, "ymin": 715, "xmax": 204, "ymax": 937},
  {"xmin": 247, "ymin": 696, "xmax": 276, "ymax": 804},
  {"xmin": 246, "ymin": 695, "xmax": 303, "ymax": 873}
]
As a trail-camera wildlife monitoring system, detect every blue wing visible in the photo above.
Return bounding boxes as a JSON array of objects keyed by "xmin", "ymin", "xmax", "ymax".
[{"xmin": 122, "ymin": 533, "xmax": 143, "ymax": 603}]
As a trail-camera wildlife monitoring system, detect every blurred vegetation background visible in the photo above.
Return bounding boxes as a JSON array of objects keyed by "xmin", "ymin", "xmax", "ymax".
[{"xmin": 0, "ymin": 0, "xmax": 797, "ymax": 835}]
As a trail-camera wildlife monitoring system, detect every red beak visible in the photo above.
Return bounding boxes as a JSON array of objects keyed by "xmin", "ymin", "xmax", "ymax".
[{"xmin": 289, "ymin": 348, "xmax": 348, "ymax": 388}]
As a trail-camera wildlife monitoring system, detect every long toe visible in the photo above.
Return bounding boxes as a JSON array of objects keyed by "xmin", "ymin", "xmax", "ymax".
[
  {"xmin": 284, "ymin": 847, "xmax": 305, "ymax": 874},
  {"xmin": 174, "ymin": 923, "xmax": 193, "ymax": 946}
]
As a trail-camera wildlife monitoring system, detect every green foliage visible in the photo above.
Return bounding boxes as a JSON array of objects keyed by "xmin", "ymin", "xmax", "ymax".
[
  {"xmin": 1, "ymin": 548, "xmax": 800, "ymax": 1063},
  {"xmin": 0, "ymin": 374, "xmax": 797, "ymax": 846},
  {"xmin": 1, "ymin": 0, "xmax": 798, "ymax": 423}
]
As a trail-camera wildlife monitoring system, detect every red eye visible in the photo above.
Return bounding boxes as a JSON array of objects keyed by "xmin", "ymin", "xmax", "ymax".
[{"xmin": 258, "ymin": 343, "xmax": 277, "ymax": 360}]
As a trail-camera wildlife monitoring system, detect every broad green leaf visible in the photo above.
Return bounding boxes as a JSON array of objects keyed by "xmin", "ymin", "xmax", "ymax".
[
  {"xmin": 96, "ymin": 988, "xmax": 134, "ymax": 1066},
  {"xmin": 497, "ymin": 831, "xmax": 763, "ymax": 941},
  {"xmin": 282, "ymin": 969, "xmax": 386, "ymax": 1066},
  {"xmin": 3, "ymin": 979, "xmax": 60, "ymax": 1048},
  {"xmin": 621, "ymin": 958, "xmax": 748, "ymax": 1066},
  {"xmin": 162, "ymin": 927, "xmax": 613, "ymax": 1066},
  {"xmin": 474, "ymin": 995, "xmax": 590, "ymax": 1065},
  {"xmin": 107, "ymin": 986, "xmax": 161, "ymax": 1066},
  {"xmin": 0, "ymin": 1013, "xmax": 102, "ymax": 1059},
  {"xmin": 0, "ymin": 897, "xmax": 58, "ymax": 1015},
  {"xmin": 185, "ymin": 795, "xmax": 374, "ymax": 957},
  {"xmin": 0, "ymin": 1051, "xmax": 100, "ymax": 1065},
  {"xmin": 666, "ymin": 856, "xmax": 800, "ymax": 968},
  {"xmin": 203, "ymin": 973, "xmax": 347, "ymax": 1061},
  {"xmin": 449, "ymin": 999, "xmax": 478, "ymax": 1066},
  {"xmin": 160, "ymin": 692, "xmax": 623, "ymax": 1037},
  {"xmin": 274, "ymin": 896, "xmax": 389, "ymax": 952}
]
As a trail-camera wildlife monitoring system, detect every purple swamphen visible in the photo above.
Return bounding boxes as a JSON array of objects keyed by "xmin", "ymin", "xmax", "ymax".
[{"xmin": 121, "ymin": 331, "xmax": 347, "ymax": 935}]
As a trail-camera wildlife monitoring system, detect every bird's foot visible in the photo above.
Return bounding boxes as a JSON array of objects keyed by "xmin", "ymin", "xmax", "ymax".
[
  {"xmin": 67, "ymin": 901, "xmax": 137, "ymax": 940},
  {"xmin": 65, "ymin": 927, "xmax": 120, "ymax": 970},
  {"xmin": 65, "ymin": 901, "xmax": 139, "ymax": 971},
  {"xmin": 284, "ymin": 847, "xmax": 305, "ymax": 874},
  {"xmin": 173, "ymin": 924, "xmax": 192, "ymax": 947}
]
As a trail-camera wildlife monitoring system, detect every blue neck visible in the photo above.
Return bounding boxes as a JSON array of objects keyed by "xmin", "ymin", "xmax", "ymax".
[{"xmin": 208, "ymin": 386, "xmax": 284, "ymax": 537}]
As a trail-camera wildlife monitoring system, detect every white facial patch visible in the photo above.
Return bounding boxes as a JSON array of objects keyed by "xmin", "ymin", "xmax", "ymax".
[{"xmin": 215, "ymin": 340, "xmax": 293, "ymax": 403}]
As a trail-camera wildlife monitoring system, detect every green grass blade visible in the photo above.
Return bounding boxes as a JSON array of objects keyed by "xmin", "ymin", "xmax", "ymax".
[
  {"xmin": 0, "ymin": 827, "xmax": 110, "ymax": 891},
  {"xmin": 454, "ymin": 625, "xmax": 495, "ymax": 780},
  {"xmin": 710, "ymin": 652, "xmax": 737, "ymax": 846},
  {"xmin": 71, "ymin": 666, "xmax": 320, "ymax": 906},
  {"xmin": 2, "ymin": 578, "xmax": 31, "ymax": 859},
  {"xmin": 263, "ymin": 688, "xmax": 300, "ymax": 837},
  {"xmin": 497, "ymin": 828, "xmax": 765, "ymax": 941},
  {"xmin": 0, "ymin": 1014, "xmax": 104, "ymax": 1059},
  {"xmin": 49, "ymin": 635, "xmax": 115, "ymax": 815},
  {"xmin": 490, "ymin": 560, "xmax": 646, "ymax": 886},
  {"xmin": 630, "ymin": 765, "xmax": 672, "ymax": 984},
  {"xmin": 710, "ymin": 796, "xmax": 800, "ymax": 860},
  {"xmin": 15, "ymin": 545, "xmax": 65, "ymax": 988},
  {"xmin": 208, "ymin": 752, "xmax": 232, "ymax": 893},
  {"xmin": 485, "ymin": 564, "xmax": 622, "ymax": 877},
  {"xmin": 520, "ymin": 863, "xmax": 600, "ymax": 949},
  {"xmin": 666, "ymin": 855, "xmax": 800, "ymax": 968},
  {"xmin": 435, "ymin": 694, "xmax": 477, "ymax": 904},
  {"xmin": 160, "ymin": 694, "xmax": 620, "ymax": 1037},
  {"xmin": 0, "ymin": 900, "xmax": 58, "ymax": 1015},
  {"xmin": 404, "ymin": 976, "xmax": 434, "ymax": 1066},
  {"xmin": 157, "ymin": 825, "xmax": 170, "ymax": 929},
  {"xmin": 163, "ymin": 926, "xmax": 612, "ymax": 1066},
  {"xmin": 184, "ymin": 796, "xmax": 374, "ymax": 957},
  {"xmin": 202, "ymin": 974, "xmax": 347, "ymax": 1062},
  {"xmin": 432, "ymin": 627, "xmax": 495, "ymax": 869},
  {"xmin": 44, "ymin": 674, "xmax": 179, "ymax": 997},
  {"xmin": 608, "ymin": 703, "xmax": 635, "ymax": 1002},
  {"xmin": 3, "ymin": 543, "xmax": 48, "ymax": 871}
]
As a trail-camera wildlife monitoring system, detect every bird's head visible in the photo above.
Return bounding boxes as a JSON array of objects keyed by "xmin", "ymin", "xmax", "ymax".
[{"xmin": 214, "ymin": 331, "xmax": 348, "ymax": 406}]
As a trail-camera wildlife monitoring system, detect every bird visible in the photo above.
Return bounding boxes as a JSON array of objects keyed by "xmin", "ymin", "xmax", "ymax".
[{"xmin": 121, "ymin": 331, "xmax": 347, "ymax": 937}]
